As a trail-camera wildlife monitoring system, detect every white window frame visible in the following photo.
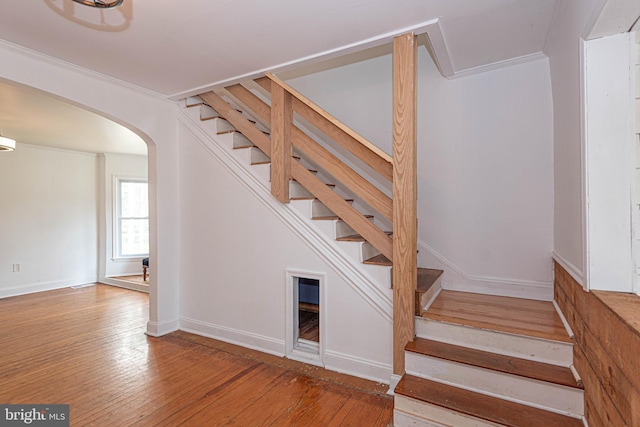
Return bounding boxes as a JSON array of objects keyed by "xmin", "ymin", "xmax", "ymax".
[{"xmin": 113, "ymin": 176, "xmax": 149, "ymax": 260}]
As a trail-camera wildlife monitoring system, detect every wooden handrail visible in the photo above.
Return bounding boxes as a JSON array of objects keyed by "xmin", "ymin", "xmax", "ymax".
[
  {"xmin": 291, "ymin": 163, "xmax": 393, "ymax": 260},
  {"xmin": 257, "ymin": 74, "xmax": 394, "ymax": 178},
  {"xmin": 226, "ymin": 83, "xmax": 393, "ymax": 222},
  {"xmin": 199, "ymin": 92, "xmax": 271, "ymax": 157}
]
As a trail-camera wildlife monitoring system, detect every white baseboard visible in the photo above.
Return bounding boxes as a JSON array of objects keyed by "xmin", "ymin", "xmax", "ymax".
[
  {"xmin": 100, "ymin": 277, "xmax": 149, "ymax": 293},
  {"xmin": 388, "ymin": 373, "xmax": 402, "ymax": 395},
  {"xmin": 418, "ymin": 239, "xmax": 554, "ymax": 301},
  {"xmin": 0, "ymin": 276, "xmax": 97, "ymax": 299},
  {"xmin": 180, "ymin": 317, "xmax": 286, "ymax": 357},
  {"xmin": 146, "ymin": 318, "xmax": 180, "ymax": 337},
  {"xmin": 323, "ymin": 349, "xmax": 391, "ymax": 385},
  {"xmin": 552, "ymin": 251, "xmax": 585, "ymax": 288}
]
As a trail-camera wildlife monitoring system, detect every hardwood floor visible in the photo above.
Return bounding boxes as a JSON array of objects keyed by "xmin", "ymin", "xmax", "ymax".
[{"xmin": 0, "ymin": 285, "xmax": 392, "ymax": 426}]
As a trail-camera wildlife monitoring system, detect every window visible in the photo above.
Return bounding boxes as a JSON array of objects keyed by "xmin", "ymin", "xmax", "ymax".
[{"xmin": 116, "ymin": 179, "xmax": 149, "ymax": 258}]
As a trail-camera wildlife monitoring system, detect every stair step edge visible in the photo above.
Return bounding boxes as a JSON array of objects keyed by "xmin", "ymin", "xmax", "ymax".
[
  {"xmin": 406, "ymin": 337, "xmax": 582, "ymax": 390},
  {"xmin": 395, "ymin": 375, "xmax": 583, "ymax": 427}
]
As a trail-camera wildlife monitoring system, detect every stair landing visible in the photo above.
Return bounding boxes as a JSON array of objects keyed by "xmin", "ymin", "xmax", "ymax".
[{"xmin": 423, "ymin": 290, "xmax": 572, "ymax": 343}]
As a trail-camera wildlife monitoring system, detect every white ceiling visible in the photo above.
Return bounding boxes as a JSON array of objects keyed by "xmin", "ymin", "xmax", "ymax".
[{"xmin": 0, "ymin": 0, "xmax": 563, "ymax": 155}]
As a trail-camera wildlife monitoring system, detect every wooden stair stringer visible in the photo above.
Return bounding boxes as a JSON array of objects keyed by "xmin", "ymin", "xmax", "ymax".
[{"xmin": 179, "ymin": 99, "xmax": 393, "ymax": 322}]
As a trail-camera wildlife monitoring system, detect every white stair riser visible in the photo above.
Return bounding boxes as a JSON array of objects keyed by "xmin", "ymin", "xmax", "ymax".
[
  {"xmin": 230, "ymin": 133, "xmax": 253, "ymax": 149},
  {"xmin": 312, "ymin": 200, "xmax": 337, "ymax": 218},
  {"xmin": 362, "ymin": 263, "xmax": 392, "ymax": 289},
  {"xmin": 249, "ymin": 147, "xmax": 269, "ymax": 164},
  {"xmin": 184, "ymin": 96, "xmax": 203, "ymax": 107},
  {"xmin": 199, "ymin": 104, "xmax": 221, "ymax": 120},
  {"xmin": 361, "ymin": 241, "xmax": 381, "ymax": 262},
  {"xmin": 215, "ymin": 118, "xmax": 237, "ymax": 133},
  {"xmin": 415, "ymin": 317, "xmax": 574, "ymax": 367},
  {"xmin": 394, "ymin": 395, "xmax": 502, "ymax": 427},
  {"xmin": 290, "ymin": 181, "xmax": 313, "ymax": 199},
  {"xmin": 405, "ymin": 352, "xmax": 584, "ymax": 417}
]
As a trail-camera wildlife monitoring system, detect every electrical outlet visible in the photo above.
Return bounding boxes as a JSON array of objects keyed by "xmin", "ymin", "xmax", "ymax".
[{"xmin": 12, "ymin": 263, "xmax": 20, "ymax": 272}]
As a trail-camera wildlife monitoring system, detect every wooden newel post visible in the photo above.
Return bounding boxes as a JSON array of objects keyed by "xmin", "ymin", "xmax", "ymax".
[
  {"xmin": 271, "ymin": 81, "xmax": 292, "ymax": 203},
  {"xmin": 392, "ymin": 32, "xmax": 418, "ymax": 376}
]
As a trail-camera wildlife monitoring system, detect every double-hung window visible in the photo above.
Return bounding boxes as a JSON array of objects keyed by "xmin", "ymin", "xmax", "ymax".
[{"xmin": 116, "ymin": 179, "xmax": 149, "ymax": 258}]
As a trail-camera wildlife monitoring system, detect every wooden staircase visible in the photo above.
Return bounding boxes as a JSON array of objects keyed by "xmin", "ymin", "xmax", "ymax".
[
  {"xmin": 179, "ymin": 32, "xmax": 584, "ymax": 425},
  {"xmin": 394, "ymin": 290, "xmax": 585, "ymax": 426},
  {"xmin": 183, "ymin": 93, "xmax": 443, "ymax": 298}
]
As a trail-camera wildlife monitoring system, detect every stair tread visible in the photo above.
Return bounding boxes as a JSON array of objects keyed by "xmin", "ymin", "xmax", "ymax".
[
  {"xmin": 417, "ymin": 268, "xmax": 443, "ymax": 292},
  {"xmin": 363, "ymin": 254, "xmax": 391, "ymax": 266},
  {"xmin": 395, "ymin": 375, "xmax": 583, "ymax": 427},
  {"xmin": 406, "ymin": 337, "xmax": 582, "ymax": 389},
  {"xmin": 423, "ymin": 290, "xmax": 573, "ymax": 343}
]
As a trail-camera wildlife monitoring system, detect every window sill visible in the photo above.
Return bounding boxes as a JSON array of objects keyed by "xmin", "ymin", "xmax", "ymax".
[{"xmin": 111, "ymin": 256, "xmax": 147, "ymax": 263}]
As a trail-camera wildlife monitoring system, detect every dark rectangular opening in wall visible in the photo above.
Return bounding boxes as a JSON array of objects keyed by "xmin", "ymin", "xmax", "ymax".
[{"xmin": 298, "ymin": 277, "xmax": 319, "ymax": 343}]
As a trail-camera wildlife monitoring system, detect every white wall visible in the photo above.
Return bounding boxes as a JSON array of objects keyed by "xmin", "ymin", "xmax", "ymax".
[
  {"xmin": 284, "ymin": 47, "xmax": 555, "ymax": 298},
  {"xmin": 98, "ymin": 153, "xmax": 148, "ymax": 279},
  {"xmin": 0, "ymin": 41, "xmax": 180, "ymax": 336},
  {"xmin": 547, "ymin": 0, "xmax": 601, "ymax": 285},
  {"xmin": 178, "ymin": 123, "xmax": 393, "ymax": 382},
  {"xmin": 0, "ymin": 144, "xmax": 98, "ymax": 297}
]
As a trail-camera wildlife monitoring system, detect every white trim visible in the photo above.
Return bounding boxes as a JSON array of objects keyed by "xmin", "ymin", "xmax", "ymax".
[
  {"xmin": 100, "ymin": 277, "xmax": 149, "ymax": 294},
  {"xmin": 0, "ymin": 277, "xmax": 97, "ymax": 299},
  {"xmin": 169, "ymin": 19, "xmax": 438, "ymax": 99},
  {"xmin": 16, "ymin": 142, "xmax": 98, "ymax": 157},
  {"xmin": 178, "ymin": 109, "xmax": 393, "ymax": 322},
  {"xmin": 323, "ymin": 349, "xmax": 392, "ymax": 384},
  {"xmin": 146, "ymin": 318, "xmax": 180, "ymax": 337},
  {"xmin": 446, "ymin": 52, "xmax": 549, "ymax": 80},
  {"xmin": 553, "ymin": 299, "xmax": 575, "ymax": 339},
  {"xmin": 180, "ymin": 317, "xmax": 286, "ymax": 357},
  {"xmin": 388, "ymin": 373, "xmax": 402, "ymax": 395},
  {"xmin": 113, "ymin": 176, "xmax": 149, "ymax": 260},
  {"xmin": 418, "ymin": 239, "xmax": 553, "ymax": 301},
  {"xmin": 553, "ymin": 251, "xmax": 585, "ymax": 288},
  {"xmin": 0, "ymin": 39, "xmax": 166, "ymax": 100},
  {"xmin": 285, "ymin": 269, "xmax": 326, "ymax": 367},
  {"xmin": 424, "ymin": 21, "xmax": 454, "ymax": 77},
  {"xmin": 580, "ymin": 37, "xmax": 590, "ymax": 293}
]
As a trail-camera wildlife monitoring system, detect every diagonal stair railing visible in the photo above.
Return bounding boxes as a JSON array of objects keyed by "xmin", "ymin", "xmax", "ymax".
[{"xmin": 198, "ymin": 32, "xmax": 417, "ymax": 375}]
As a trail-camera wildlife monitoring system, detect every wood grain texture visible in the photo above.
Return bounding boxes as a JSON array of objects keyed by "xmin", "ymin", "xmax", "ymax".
[
  {"xmin": 555, "ymin": 261, "xmax": 640, "ymax": 426},
  {"xmin": 262, "ymin": 74, "xmax": 394, "ymax": 169},
  {"xmin": 199, "ymin": 91, "xmax": 271, "ymax": 157},
  {"xmin": 0, "ymin": 285, "xmax": 392, "ymax": 426},
  {"xmin": 392, "ymin": 32, "xmax": 418, "ymax": 375},
  {"xmin": 292, "ymin": 162, "xmax": 393, "ymax": 260},
  {"xmin": 395, "ymin": 374, "xmax": 583, "ymax": 427},
  {"xmin": 227, "ymin": 82, "xmax": 394, "ymax": 221},
  {"xmin": 291, "ymin": 97, "xmax": 394, "ymax": 182},
  {"xmin": 406, "ymin": 337, "xmax": 582, "ymax": 389},
  {"xmin": 425, "ymin": 290, "xmax": 572, "ymax": 343},
  {"xmin": 270, "ymin": 82, "xmax": 292, "ymax": 203}
]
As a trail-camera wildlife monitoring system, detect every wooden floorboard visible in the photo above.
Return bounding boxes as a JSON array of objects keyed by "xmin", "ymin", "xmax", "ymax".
[
  {"xmin": 424, "ymin": 290, "xmax": 572, "ymax": 342},
  {"xmin": 0, "ymin": 284, "xmax": 392, "ymax": 426}
]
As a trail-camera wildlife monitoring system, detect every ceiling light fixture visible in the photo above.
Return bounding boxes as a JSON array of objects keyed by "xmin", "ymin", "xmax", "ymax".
[
  {"xmin": 0, "ymin": 134, "xmax": 16, "ymax": 152},
  {"xmin": 71, "ymin": 0, "xmax": 124, "ymax": 9}
]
